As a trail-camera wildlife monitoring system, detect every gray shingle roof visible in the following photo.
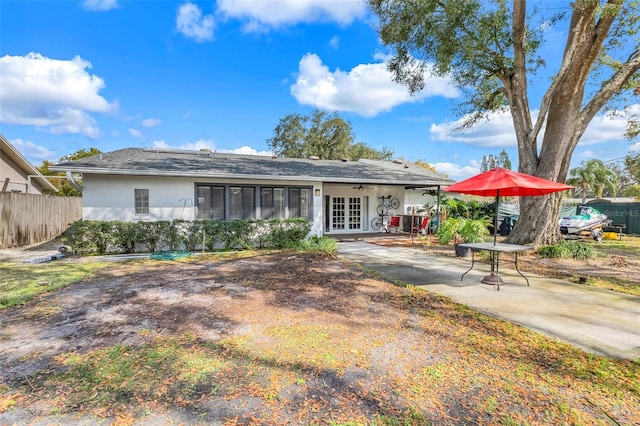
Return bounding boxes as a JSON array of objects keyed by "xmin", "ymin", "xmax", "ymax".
[{"xmin": 51, "ymin": 148, "xmax": 453, "ymax": 186}]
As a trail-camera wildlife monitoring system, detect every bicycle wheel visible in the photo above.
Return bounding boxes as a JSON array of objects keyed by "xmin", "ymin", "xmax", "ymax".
[
  {"xmin": 376, "ymin": 204, "xmax": 389, "ymax": 216},
  {"xmin": 390, "ymin": 198, "xmax": 400, "ymax": 209},
  {"xmin": 371, "ymin": 216, "xmax": 383, "ymax": 231}
]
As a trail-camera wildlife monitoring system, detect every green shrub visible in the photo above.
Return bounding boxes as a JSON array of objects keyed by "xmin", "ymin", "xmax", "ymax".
[
  {"xmin": 537, "ymin": 241, "xmax": 596, "ymax": 260},
  {"xmin": 202, "ymin": 220, "xmax": 225, "ymax": 250},
  {"xmin": 436, "ymin": 217, "xmax": 491, "ymax": 245},
  {"xmin": 60, "ymin": 218, "xmax": 312, "ymax": 255},
  {"xmin": 436, "ymin": 218, "xmax": 464, "ymax": 245},
  {"xmin": 297, "ymin": 236, "xmax": 337, "ymax": 256},
  {"xmin": 267, "ymin": 219, "xmax": 312, "ymax": 249},
  {"xmin": 113, "ymin": 221, "xmax": 142, "ymax": 254}
]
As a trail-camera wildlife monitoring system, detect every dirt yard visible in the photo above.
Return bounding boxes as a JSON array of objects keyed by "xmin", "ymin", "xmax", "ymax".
[{"xmin": 1, "ymin": 247, "xmax": 639, "ymax": 425}]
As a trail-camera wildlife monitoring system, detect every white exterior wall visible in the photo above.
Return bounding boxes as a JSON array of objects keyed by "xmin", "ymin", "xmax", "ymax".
[
  {"xmin": 321, "ymin": 184, "xmax": 405, "ymax": 234},
  {"xmin": 404, "ymin": 188, "xmax": 439, "ymax": 215},
  {"xmin": 82, "ymin": 174, "xmax": 324, "ymax": 236}
]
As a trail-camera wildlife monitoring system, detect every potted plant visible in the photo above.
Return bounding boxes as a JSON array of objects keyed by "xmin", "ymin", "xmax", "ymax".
[{"xmin": 436, "ymin": 217, "xmax": 491, "ymax": 257}]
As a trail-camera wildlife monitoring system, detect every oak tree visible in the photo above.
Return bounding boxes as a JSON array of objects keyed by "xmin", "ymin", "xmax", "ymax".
[
  {"xmin": 267, "ymin": 109, "xmax": 393, "ymax": 160},
  {"xmin": 368, "ymin": 0, "xmax": 640, "ymax": 245}
]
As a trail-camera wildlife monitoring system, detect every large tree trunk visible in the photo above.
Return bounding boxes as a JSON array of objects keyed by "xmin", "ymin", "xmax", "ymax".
[{"xmin": 505, "ymin": 0, "xmax": 626, "ymax": 246}]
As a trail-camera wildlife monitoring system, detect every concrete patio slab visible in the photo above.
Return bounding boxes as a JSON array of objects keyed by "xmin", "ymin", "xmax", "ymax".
[{"xmin": 338, "ymin": 241, "xmax": 640, "ymax": 361}]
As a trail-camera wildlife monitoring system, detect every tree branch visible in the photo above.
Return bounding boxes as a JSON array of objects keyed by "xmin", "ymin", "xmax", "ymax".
[
  {"xmin": 531, "ymin": 3, "xmax": 593, "ymax": 142},
  {"xmin": 578, "ymin": 52, "xmax": 640, "ymax": 135}
]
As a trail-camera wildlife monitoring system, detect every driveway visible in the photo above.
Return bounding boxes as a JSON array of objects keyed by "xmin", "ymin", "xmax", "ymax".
[{"xmin": 338, "ymin": 241, "xmax": 640, "ymax": 360}]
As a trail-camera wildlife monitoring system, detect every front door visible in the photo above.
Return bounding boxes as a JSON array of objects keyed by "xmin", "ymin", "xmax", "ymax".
[{"xmin": 331, "ymin": 196, "xmax": 362, "ymax": 232}]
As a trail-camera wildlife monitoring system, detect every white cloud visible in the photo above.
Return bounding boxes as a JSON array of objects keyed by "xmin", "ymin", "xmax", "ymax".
[
  {"xmin": 129, "ymin": 128, "xmax": 142, "ymax": 138},
  {"xmin": 10, "ymin": 138, "xmax": 56, "ymax": 162},
  {"xmin": 0, "ymin": 52, "xmax": 115, "ymax": 138},
  {"xmin": 579, "ymin": 105, "xmax": 639, "ymax": 146},
  {"xmin": 291, "ymin": 53, "xmax": 459, "ymax": 117},
  {"xmin": 219, "ymin": 145, "xmax": 272, "ymax": 156},
  {"xmin": 151, "ymin": 139, "xmax": 272, "ymax": 156},
  {"xmin": 217, "ymin": 0, "xmax": 365, "ymax": 32},
  {"xmin": 329, "ymin": 35, "xmax": 339, "ymax": 49},
  {"xmin": 432, "ymin": 161, "xmax": 481, "ymax": 180},
  {"xmin": 429, "ymin": 110, "xmax": 517, "ymax": 148},
  {"xmin": 176, "ymin": 2, "xmax": 215, "ymax": 42},
  {"xmin": 82, "ymin": 0, "xmax": 118, "ymax": 11},
  {"xmin": 152, "ymin": 138, "xmax": 215, "ymax": 151},
  {"xmin": 579, "ymin": 150, "xmax": 596, "ymax": 158},
  {"xmin": 429, "ymin": 105, "xmax": 639, "ymax": 149},
  {"xmin": 142, "ymin": 118, "xmax": 161, "ymax": 128}
]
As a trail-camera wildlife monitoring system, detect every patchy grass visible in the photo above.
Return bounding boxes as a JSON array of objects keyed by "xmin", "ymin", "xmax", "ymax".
[
  {"xmin": 1, "ymin": 252, "xmax": 638, "ymax": 424},
  {"xmin": 595, "ymin": 236, "xmax": 640, "ymax": 256},
  {"xmin": 568, "ymin": 275, "xmax": 640, "ymax": 296},
  {"xmin": 0, "ymin": 261, "xmax": 107, "ymax": 310},
  {"xmin": 50, "ymin": 333, "xmax": 226, "ymax": 410}
]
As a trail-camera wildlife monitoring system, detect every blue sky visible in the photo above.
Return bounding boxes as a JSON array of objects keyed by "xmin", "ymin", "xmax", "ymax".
[{"xmin": 1, "ymin": 0, "xmax": 638, "ymax": 180}]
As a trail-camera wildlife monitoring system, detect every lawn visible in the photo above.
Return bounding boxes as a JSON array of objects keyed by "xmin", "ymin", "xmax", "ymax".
[{"xmin": 0, "ymin": 252, "xmax": 638, "ymax": 425}]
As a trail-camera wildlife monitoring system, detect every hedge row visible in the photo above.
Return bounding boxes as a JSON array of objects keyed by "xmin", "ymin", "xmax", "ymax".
[{"xmin": 60, "ymin": 219, "xmax": 312, "ymax": 255}]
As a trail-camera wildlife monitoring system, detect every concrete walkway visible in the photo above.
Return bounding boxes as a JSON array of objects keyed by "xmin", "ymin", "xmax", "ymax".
[{"xmin": 338, "ymin": 241, "xmax": 640, "ymax": 360}]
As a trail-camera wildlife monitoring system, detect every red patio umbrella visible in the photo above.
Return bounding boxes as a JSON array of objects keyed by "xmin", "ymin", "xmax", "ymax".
[{"xmin": 445, "ymin": 167, "xmax": 573, "ymax": 244}]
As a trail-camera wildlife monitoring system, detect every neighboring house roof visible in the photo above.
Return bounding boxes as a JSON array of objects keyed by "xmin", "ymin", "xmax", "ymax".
[
  {"xmin": 51, "ymin": 147, "xmax": 454, "ymax": 187},
  {"xmin": 0, "ymin": 134, "xmax": 57, "ymax": 192}
]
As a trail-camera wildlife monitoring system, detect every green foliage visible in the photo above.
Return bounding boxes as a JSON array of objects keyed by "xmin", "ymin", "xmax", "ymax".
[
  {"xmin": 624, "ymin": 154, "xmax": 640, "ymax": 184},
  {"xmin": 436, "ymin": 218, "xmax": 465, "ymax": 245},
  {"xmin": 623, "ymin": 183, "xmax": 640, "ymax": 198},
  {"xmin": 481, "ymin": 149, "xmax": 511, "ymax": 172},
  {"xmin": 267, "ymin": 109, "xmax": 392, "ymax": 160},
  {"xmin": 537, "ymin": 241, "xmax": 597, "ymax": 260},
  {"xmin": 37, "ymin": 148, "xmax": 102, "ymax": 196},
  {"xmin": 441, "ymin": 197, "xmax": 492, "ymax": 220},
  {"xmin": 436, "ymin": 217, "xmax": 491, "ymax": 245},
  {"xmin": 297, "ymin": 235, "xmax": 337, "ymax": 257},
  {"xmin": 458, "ymin": 217, "xmax": 491, "ymax": 243},
  {"xmin": 567, "ymin": 159, "xmax": 618, "ymax": 202},
  {"xmin": 112, "ymin": 221, "xmax": 142, "ymax": 254},
  {"xmin": 262, "ymin": 219, "xmax": 312, "ymax": 249},
  {"xmin": 60, "ymin": 221, "xmax": 114, "ymax": 255},
  {"xmin": 60, "ymin": 218, "xmax": 312, "ymax": 255}
]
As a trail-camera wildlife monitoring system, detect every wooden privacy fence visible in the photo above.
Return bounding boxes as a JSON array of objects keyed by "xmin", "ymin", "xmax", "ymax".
[{"xmin": 0, "ymin": 193, "xmax": 82, "ymax": 248}]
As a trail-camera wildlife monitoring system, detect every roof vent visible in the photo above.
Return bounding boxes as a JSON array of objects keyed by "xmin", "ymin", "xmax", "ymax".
[
  {"xmin": 404, "ymin": 164, "xmax": 409, "ymax": 168},
  {"xmin": 309, "ymin": 155, "xmax": 320, "ymax": 160},
  {"xmin": 393, "ymin": 159, "xmax": 403, "ymax": 164},
  {"xmin": 341, "ymin": 158, "xmax": 348, "ymax": 162}
]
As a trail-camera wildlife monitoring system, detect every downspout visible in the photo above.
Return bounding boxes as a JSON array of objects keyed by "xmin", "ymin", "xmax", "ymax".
[{"xmin": 66, "ymin": 172, "xmax": 82, "ymax": 192}]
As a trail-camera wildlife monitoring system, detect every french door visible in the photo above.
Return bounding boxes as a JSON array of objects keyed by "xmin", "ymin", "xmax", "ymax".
[{"xmin": 331, "ymin": 196, "xmax": 362, "ymax": 231}]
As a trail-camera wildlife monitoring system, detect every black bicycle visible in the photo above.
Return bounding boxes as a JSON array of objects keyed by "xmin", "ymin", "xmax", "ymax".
[{"xmin": 376, "ymin": 195, "xmax": 400, "ymax": 216}]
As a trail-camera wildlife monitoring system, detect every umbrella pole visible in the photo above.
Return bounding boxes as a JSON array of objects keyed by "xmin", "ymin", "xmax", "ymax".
[
  {"xmin": 482, "ymin": 191, "xmax": 504, "ymax": 287},
  {"xmin": 493, "ymin": 192, "xmax": 499, "ymax": 245}
]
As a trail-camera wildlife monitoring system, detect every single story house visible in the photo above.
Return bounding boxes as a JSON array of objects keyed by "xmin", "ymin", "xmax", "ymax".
[
  {"xmin": 1, "ymin": 134, "xmax": 57, "ymax": 195},
  {"xmin": 51, "ymin": 147, "xmax": 453, "ymax": 236}
]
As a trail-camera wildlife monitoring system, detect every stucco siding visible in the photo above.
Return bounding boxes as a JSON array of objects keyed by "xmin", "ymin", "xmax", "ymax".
[
  {"xmin": 82, "ymin": 174, "xmax": 324, "ymax": 235},
  {"xmin": 0, "ymin": 155, "xmax": 44, "ymax": 194}
]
